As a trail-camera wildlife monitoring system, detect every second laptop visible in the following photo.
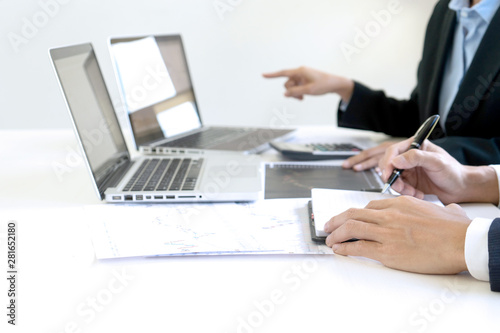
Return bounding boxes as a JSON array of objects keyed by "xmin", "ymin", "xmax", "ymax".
[{"xmin": 108, "ymin": 34, "xmax": 294, "ymax": 155}]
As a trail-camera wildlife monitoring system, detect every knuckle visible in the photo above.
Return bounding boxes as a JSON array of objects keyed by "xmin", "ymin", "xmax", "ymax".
[
  {"xmin": 395, "ymin": 195, "xmax": 416, "ymax": 204},
  {"xmin": 386, "ymin": 145, "xmax": 396, "ymax": 154},
  {"xmin": 361, "ymin": 147, "xmax": 376, "ymax": 157},
  {"xmin": 344, "ymin": 208, "xmax": 359, "ymax": 219},
  {"xmin": 367, "ymin": 156, "xmax": 379, "ymax": 166},
  {"xmin": 383, "ymin": 141, "xmax": 395, "ymax": 147},
  {"xmin": 343, "ymin": 219, "xmax": 358, "ymax": 233},
  {"xmin": 365, "ymin": 200, "xmax": 379, "ymax": 209},
  {"xmin": 446, "ymin": 203, "xmax": 460, "ymax": 209},
  {"xmin": 346, "ymin": 240, "xmax": 361, "ymax": 253},
  {"xmin": 352, "ymin": 239, "xmax": 365, "ymax": 250},
  {"xmin": 349, "ymin": 155, "xmax": 364, "ymax": 164},
  {"xmin": 446, "ymin": 203, "xmax": 463, "ymax": 214},
  {"xmin": 333, "ymin": 243, "xmax": 345, "ymax": 252},
  {"xmin": 406, "ymin": 149, "xmax": 420, "ymax": 162},
  {"xmin": 349, "ymin": 240, "xmax": 369, "ymax": 256}
]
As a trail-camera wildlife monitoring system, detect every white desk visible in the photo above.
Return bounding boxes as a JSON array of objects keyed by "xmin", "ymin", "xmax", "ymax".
[{"xmin": 2, "ymin": 128, "xmax": 500, "ymax": 333}]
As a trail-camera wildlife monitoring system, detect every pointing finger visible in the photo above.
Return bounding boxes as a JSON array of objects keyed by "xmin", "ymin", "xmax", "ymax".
[{"xmin": 262, "ymin": 70, "xmax": 295, "ymax": 78}]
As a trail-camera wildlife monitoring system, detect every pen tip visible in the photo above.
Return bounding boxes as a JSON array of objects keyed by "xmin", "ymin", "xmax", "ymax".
[{"xmin": 381, "ymin": 184, "xmax": 390, "ymax": 194}]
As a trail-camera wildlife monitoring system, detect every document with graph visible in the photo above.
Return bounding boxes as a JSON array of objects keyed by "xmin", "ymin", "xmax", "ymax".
[{"xmin": 85, "ymin": 199, "xmax": 332, "ymax": 259}]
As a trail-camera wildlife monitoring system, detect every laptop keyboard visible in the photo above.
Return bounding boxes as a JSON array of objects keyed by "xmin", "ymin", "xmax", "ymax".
[
  {"xmin": 158, "ymin": 128, "xmax": 250, "ymax": 149},
  {"xmin": 122, "ymin": 158, "xmax": 203, "ymax": 192}
]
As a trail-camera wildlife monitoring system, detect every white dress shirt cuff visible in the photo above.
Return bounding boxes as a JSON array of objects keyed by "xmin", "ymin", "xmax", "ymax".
[
  {"xmin": 339, "ymin": 100, "xmax": 349, "ymax": 112},
  {"xmin": 464, "ymin": 217, "xmax": 493, "ymax": 281},
  {"xmin": 489, "ymin": 165, "xmax": 500, "ymax": 208}
]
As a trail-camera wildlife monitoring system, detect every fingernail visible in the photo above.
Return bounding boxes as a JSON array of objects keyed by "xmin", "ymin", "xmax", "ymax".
[{"xmin": 332, "ymin": 244, "xmax": 339, "ymax": 252}]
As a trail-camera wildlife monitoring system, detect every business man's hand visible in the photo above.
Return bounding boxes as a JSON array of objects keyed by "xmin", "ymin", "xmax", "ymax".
[
  {"xmin": 324, "ymin": 196, "xmax": 471, "ymax": 275},
  {"xmin": 263, "ymin": 66, "xmax": 354, "ymax": 101},
  {"xmin": 379, "ymin": 138, "xmax": 499, "ymax": 205},
  {"xmin": 342, "ymin": 140, "xmax": 399, "ymax": 171}
]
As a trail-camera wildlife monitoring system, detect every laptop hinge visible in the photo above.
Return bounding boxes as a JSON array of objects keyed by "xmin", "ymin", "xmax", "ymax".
[{"xmin": 99, "ymin": 157, "xmax": 134, "ymax": 199}]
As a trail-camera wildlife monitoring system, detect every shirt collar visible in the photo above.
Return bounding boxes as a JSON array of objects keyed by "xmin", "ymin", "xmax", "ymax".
[{"xmin": 449, "ymin": 0, "xmax": 500, "ymax": 24}]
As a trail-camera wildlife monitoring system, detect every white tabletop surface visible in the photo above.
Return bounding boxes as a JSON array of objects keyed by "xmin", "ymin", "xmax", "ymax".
[{"xmin": 2, "ymin": 127, "xmax": 500, "ymax": 333}]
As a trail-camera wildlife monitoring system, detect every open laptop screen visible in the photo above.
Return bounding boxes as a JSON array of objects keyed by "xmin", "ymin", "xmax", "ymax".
[
  {"xmin": 50, "ymin": 43, "xmax": 129, "ymax": 193},
  {"xmin": 110, "ymin": 35, "xmax": 202, "ymax": 147}
]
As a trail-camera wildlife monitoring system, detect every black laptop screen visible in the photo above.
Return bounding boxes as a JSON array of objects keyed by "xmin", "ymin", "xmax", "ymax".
[
  {"xmin": 110, "ymin": 35, "xmax": 202, "ymax": 147},
  {"xmin": 50, "ymin": 44, "xmax": 129, "ymax": 193}
]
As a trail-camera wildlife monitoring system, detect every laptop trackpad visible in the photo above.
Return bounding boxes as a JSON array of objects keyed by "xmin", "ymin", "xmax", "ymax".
[{"xmin": 206, "ymin": 165, "xmax": 258, "ymax": 179}]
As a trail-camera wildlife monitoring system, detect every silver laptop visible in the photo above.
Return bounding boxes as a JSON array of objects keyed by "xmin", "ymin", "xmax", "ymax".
[
  {"xmin": 108, "ymin": 34, "xmax": 294, "ymax": 155},
  {"xmin": 49, "ymin": 43, "xmax": 263, "ymax": 203}
]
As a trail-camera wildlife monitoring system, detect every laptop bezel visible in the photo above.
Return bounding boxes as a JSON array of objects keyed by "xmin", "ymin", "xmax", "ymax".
[{"xmin": 49, "ymin": 42, "xmax": 132, "ymax": 200}]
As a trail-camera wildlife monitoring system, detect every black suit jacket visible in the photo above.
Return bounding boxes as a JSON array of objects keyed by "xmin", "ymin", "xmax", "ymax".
[
  {"xmin": 338, "ymin": 0, "xmax": 500, "ymax": 165},
  {"xmin": 489, "ymin": 218, "xmax": 500, "ymax": 291}
]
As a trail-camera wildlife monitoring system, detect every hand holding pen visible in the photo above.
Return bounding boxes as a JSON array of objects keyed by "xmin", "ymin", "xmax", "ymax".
[
  {"xmin": 378, "ymin": 131, "xmax": 499, "ymax": 204},
  {"xmin": 381, "ymin": 115, "xmax": 440, "ymax": 194}
]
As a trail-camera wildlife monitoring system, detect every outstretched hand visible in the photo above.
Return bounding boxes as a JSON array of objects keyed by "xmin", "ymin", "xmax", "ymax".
[{"xmin": 263, "ymin": 66, "xmax": 354, "ymax": 101}]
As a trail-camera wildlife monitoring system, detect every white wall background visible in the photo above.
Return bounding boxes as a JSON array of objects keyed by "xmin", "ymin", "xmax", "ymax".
[{"xmin": 0, "ymin": 0, "xmax": 436, "ymax": 130}]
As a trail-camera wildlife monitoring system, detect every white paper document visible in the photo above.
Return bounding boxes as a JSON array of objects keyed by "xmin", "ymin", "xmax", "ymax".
[
  {"xmin": 311, "ymin": 188, "xmax": 443, "ymax": 238},
  {"xmin": 86, "ymin": 199, "xmax": 331, "ymax": 259}
]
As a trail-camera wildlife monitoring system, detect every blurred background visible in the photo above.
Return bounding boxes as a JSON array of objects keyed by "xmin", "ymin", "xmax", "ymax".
[{"xmin": 0, "ymin": 0, "xmax": 436, "ymax": 130}]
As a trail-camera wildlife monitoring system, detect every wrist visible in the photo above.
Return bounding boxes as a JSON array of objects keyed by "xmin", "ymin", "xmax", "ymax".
[
  {"xmin": 461, "ymin": 166, "xmax": 499, "ymax": 204},
  {"xmin": 332, "ymin": 77, "xmax": 354, "ymax": 102}
]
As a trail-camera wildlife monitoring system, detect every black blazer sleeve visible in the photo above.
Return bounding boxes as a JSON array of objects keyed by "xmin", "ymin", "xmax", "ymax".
[
  {"xmin": 488, "ymin": 218, "xmax": 500, "ymax": 291},
  {"xmin": 432, "ymin": 137, "xmax": 500, "ymax": 165},
  {"xmin": 337, "ymin": 82, "xmax": 421, "ymax": 138}
]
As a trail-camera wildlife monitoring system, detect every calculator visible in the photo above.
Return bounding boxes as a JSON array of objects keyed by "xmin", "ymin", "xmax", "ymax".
[{"xmin": 269, "ymin": 141, "xmax": 362, "ymax": 160}]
